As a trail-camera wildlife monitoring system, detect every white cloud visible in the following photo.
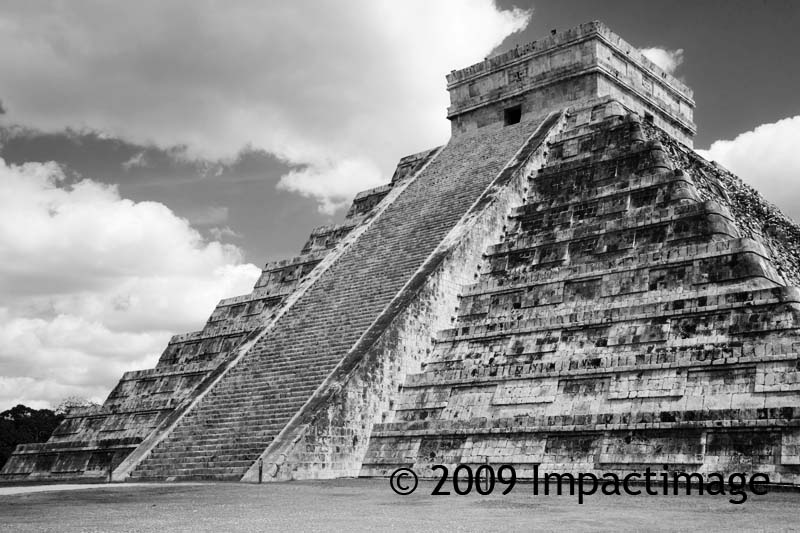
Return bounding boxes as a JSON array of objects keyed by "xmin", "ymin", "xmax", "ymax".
[
  {"xmin": 0, "ymin": 1, "xmax": 530, "ymax": 213},
  {"xmin": 121, "ymin": 151, "xmax": 147, "ymax": 171},
  {"xmin": 640, "ymin": 47, "xmax": 684, "ymax": 74},
  {"xmin": 0, "ymin": 158, "xmax": 260, "ymax": 409},
  {"xmin": 696, "ymin": 116, "xmax": 800, "ymax": 221},
  {"xmin": 278, "ymin": 157, "xmax": 384, "ymax": 215}
]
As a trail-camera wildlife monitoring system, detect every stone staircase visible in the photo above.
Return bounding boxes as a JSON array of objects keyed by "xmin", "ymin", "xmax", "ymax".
[{"xmin": 128, "ymin": 113, "xmax": 558, "ymax": 480}]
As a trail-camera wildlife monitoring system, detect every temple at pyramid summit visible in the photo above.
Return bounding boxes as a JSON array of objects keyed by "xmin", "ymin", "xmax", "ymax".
[{"xmin": 7, "ymin": 20, "xmax": 800, "ymax": 486}]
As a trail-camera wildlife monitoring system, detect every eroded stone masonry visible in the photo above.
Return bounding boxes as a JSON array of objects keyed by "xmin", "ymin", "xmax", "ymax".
[{"xmin": 5, "ymin": 21, "xmax": 800, "ymax": 486}]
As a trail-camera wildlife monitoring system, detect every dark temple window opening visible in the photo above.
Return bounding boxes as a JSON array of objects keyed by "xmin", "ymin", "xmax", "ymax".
[{"xmin": 504, "ymin": 105, "xmax": 522, "ymax": 125}]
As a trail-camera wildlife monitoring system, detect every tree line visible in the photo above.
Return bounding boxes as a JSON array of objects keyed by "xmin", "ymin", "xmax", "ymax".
[{"xmin": 0, "ymin": 398, "xmax": 99, "ymax": 469}]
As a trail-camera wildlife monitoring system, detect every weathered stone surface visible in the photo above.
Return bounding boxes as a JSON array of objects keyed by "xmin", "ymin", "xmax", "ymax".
[
  {"xmin": 362, "ymin": 100, "xmax": 800, "ymax": 485},
  {"xmin": 127, "ymin": 111, "xmax": 559, "ymax": 481},
  {"xmin": 447, "ymin": 21, "xmax": 695, "ymax": 146},
  {"xmin": 6, "ymin": 20, "xmax": 800, "ymax": 486}
]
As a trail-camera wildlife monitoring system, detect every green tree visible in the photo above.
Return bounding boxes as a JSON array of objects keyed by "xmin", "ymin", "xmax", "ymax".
[{"xmin": 0, "ymin": 404, "xmax": 64, "ymax": 469}]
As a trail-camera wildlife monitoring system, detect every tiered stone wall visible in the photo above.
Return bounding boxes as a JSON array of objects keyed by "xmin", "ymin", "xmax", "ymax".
[
  {"xmin": 362, "ymin": 100, "xmax": 800, "ymax": 486},
  {"xmin": 646, "ymin": 122, "xmax": 800, "ymax": 287}
]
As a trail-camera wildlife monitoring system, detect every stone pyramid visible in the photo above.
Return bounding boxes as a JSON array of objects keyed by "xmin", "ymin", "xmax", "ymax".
[{"xmin": 5, "ymin": 21, "xmax": 800, "ymax": 486}]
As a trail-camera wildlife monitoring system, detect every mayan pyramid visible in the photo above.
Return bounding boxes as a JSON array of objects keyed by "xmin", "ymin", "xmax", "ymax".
[{"xmin": 5, "ymin": 21, "xmax": 800, "ymax": 486}]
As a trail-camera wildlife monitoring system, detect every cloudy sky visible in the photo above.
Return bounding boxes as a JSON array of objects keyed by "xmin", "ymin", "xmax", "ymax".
[{"xmin": 0, "ymin": 1, "xmax": 797, "ymax": 410}]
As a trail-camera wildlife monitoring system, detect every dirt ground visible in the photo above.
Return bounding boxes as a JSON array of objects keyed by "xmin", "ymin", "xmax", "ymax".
[{"xmin": 0, "ymin": 478, "xmax": 798, "ymax": 532}]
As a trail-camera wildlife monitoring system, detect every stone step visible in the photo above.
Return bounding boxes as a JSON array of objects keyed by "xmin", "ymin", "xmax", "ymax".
[
  {"xmin": 489, "ymin": 201, "xmax": 734, "ymax": 258},
  {"xmin": 513, "ymin": 169, "xmax": 685, "ymax": 216},
  {"xmin": 372, "ymin": 405, "xmax": 800, "ymax": 437},
  {"xmin": 439, "ymin": 287, "xmax": 800, "ymax": 343},
  {"xmin": 461, "ymin": 281, "xmax": 788, "ymax": 322},
  {"xmin": 407, "ymin": 354, "xmax": 800, "ymax": 395},
  {"xmin": 466, "ymin": 238, "xmax": 775, "ymax": 296},
  {"xmin": 534, "ymin": 140, "xmax": 670, "ymax": 183}
]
